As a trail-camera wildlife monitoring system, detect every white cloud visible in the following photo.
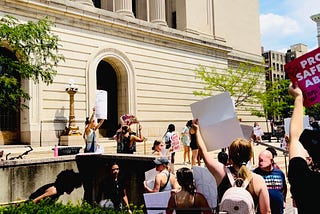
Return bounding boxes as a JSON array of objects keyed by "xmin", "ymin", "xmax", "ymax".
[
  {"xmin": 259, "ymin": 0, "xmax": 320, "ymax": 51},
  {"xmin": 260, "ymin": 13, "xmax": 301, "ymax": 38}
]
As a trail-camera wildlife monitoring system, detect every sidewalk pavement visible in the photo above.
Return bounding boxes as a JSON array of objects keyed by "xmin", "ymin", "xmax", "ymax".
[{"xmin": 0, "ymin": 139, "xmax": 294, "ymax": 213}]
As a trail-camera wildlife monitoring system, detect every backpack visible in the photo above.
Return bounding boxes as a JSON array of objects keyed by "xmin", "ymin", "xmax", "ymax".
[{"xmin": 219, "ymin": 167, "xmax": 255, "ymax": 214}]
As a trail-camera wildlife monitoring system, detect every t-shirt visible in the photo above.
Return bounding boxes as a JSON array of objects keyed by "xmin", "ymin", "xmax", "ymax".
[
  {"xmin": 165, "ymin": 132, "xmax": 173, "ymax": 149},
  {"xmin": 253, "ymin": 167, "xmax": 286, "ymax": 214},
  {"xmin": 288, "ymin": 157, "xmax": 320, "ymax": 214},
  {"xmin": 29, "ymin": 183, "xmax": 62, "ymax": 202}
]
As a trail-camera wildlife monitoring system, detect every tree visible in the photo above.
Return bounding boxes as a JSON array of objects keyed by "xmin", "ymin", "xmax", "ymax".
[
  {"xmin": 0, "ymin": 15, "xmax": 64, "ymax": 111},
  {"xmin": 305, "ymin": 103, "xmax": 320, "ymax": 120},
  {"xmin": 193, "ymin": 62, "xmax": 265, "ymax": 107},
  {"xmin": 252, "ymin": 78, "xmax": 292, "ymax": 120}
]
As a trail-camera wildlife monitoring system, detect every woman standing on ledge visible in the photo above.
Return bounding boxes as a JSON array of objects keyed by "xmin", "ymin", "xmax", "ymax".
[
  {"xmin": 120, "ymin": 124, "xmax": 145, "ymax": 154},
  {"xmin": 83, "ymin": 107, "xmax": 105, "ymax": 153}
]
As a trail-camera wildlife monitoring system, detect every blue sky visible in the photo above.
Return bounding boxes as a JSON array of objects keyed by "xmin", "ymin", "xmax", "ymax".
[{"xmin": 259, "ymin": 0, "xmax": 320, "ymax": 52}]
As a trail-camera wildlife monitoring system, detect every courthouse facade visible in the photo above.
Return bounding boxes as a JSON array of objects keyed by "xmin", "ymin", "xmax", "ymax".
[{"xmin": 0, "ymin": 0, "xmax": 264, "ymax": 146}]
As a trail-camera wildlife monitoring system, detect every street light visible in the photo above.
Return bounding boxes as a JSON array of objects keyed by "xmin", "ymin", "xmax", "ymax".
[{"xmin": 64, "ymin": 79, "xmax": 81, "ymax": 136}]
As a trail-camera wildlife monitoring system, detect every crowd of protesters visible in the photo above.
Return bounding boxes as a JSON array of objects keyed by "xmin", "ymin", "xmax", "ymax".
[{"xmin": 29, "ymin": 81, "xmax": 320, "ymax": 214}]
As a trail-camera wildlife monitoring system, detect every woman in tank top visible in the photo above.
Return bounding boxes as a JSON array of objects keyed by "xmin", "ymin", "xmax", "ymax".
[
  {"xmin": 166, "ymin": 167, "xmax": 212, "ymax": 214},
  {"xmin": 83, "ymin": 107, "xmax": 104, "ymax": 153}
]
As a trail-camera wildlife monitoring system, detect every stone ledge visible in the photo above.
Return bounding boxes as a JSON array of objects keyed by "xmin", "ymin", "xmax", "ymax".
[{"xmin": 0, "ymin": 155, "xmax": 76, "ymax": 167}]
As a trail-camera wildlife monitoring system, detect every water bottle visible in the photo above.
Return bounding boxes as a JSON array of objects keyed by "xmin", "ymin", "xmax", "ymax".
[{"xmin": 54, "ymin": 145, "xmax": 58, "ymax": 157}]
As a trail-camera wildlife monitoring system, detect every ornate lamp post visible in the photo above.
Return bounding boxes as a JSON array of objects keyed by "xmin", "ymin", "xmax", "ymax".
[{"xmin": 65, "ymin": 80, "xmax": 81, "ymax": 135}]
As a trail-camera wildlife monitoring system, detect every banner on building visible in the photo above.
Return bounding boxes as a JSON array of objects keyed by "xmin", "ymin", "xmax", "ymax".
[{"xmin": 285, "ymin": 47, "xmax": 320, "ymax": 107}]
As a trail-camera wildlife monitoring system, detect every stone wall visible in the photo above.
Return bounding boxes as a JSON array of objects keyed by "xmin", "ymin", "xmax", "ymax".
[{"xmin": 0, "ymin": 154, "xmax": 155, "ymax": 206}]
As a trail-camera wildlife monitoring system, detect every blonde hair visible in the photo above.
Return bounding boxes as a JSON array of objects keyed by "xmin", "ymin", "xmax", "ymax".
[{"xmin": 228, "ymin": 138, "xmax": 253, "ymax": 181}]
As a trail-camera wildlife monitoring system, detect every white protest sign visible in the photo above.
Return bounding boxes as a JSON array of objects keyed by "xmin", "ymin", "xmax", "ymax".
[
  {"xmin": 171, "ymin": 133, "xmax": 180, "ymax": 152},
  {"xmin": 241, "ymin": 124, "xmax": 253, "ymax": 140},
  {"xmin": 143, "ymin": 191, "xmax": 171, "ymax": 214},
  {"xmin": 193, "ymin": 166, "xmax": 218, "ymax": 209},
  {"xmin": 144, "ymin": 168, "xmax": 159, "ymax": 189},
  {"xmin": 253, "ymin": 126, "xmax": 264, "ymax": 137},
  {"xmin": 284, "ymin": 115, "xmax": 311, "ymax": 135},
  {"xmin": 190, "ymin": 92, "xmax": 244, "ymax": 151},
  {"xmin": 95, "ymin": 90, "xmax": 108, "ymax": 119}
]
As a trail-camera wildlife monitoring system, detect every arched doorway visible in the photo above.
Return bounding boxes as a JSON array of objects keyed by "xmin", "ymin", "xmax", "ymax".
[
  {"xmin": 96, "ymin": 60, "xmax": 118, "ymax": 138},
  {"xmin": 0, "ymin": 47, "xmax": 20, "ymax": 144}
]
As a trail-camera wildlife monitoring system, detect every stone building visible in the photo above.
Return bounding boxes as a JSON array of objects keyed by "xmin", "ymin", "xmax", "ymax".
[
  {"xmin": 0, "ymin": 0, "xmax": 264, "ymax": 146},
  {"xmin": 311, "ymin": 13, "xmax": 320, "ymax": 47},
  {"xmin": 263, "ymin": 43, "xmax": 308, "ymax": 83},
  {"xmin": 263, "ymin": 50, "xmax": 286, "ymax": 82}
]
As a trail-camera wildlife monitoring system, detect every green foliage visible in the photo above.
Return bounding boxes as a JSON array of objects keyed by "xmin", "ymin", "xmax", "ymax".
[
  {"xmin": 0, "ymin": 15, "xmax": 64, "ymax": 111},
  {"xmin": 306, "ymin": 103, "xmax": 320, "ymax": 120},
  {"xmin": 0, "ymin": 199, "xmax": 144, "ymax": 214},
  {"xmin": 252, "ymin": 78, "xmax": 292, "ymax": 119},
  {"xmin": 193, "ymin": 62, "xmax": 265, "ymax": 107}
]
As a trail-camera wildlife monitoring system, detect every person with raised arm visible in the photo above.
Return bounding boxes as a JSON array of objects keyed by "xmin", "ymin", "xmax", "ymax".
[
  {"xmin": 191, "ymin": 119, "xmax": 271, "ymax": 213},
  {"xmin": 287, "ymin": 82, "xmax": 320, "ymax": 213},
  {"xmin": 83, "ymin": 107, "xmax": 105, "ymax": 153}
]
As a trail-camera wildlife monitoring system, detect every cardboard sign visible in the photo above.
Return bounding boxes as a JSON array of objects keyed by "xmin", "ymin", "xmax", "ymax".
[
  {"xmin": 95, "ymin": 90, "xmax": 108, "ymax": 119},
  {"xmin": 144, "ymin": 168, "xmax": 159, "ymax": 189},
  {"xmin": 284, "ymin": 115, "xmax": 311, "ymax": 135},
  {"xmin": 190, "ymin": 92, "xmax": 244, "ymax": 151},
  {"xmin": 120, "ymin": 114, "xmax": 139, "ymax": 125},
  {"xmin": 193, "ymin": 166, "xmax": 218, "ymax": 209},
  {"xmin": 143, "ymin": 191, "xmax": 171, "ymax": 214},
  {"xmin": 285, "ymin": 47, "xmax": 320, "ymax": 107},
  {"xmin": 170, "ymin": 133, "xmax": 180, "ymax": 152},
  {"xmin": 241, "ymin": 124, "xmax": 254, "ymax": 140}
]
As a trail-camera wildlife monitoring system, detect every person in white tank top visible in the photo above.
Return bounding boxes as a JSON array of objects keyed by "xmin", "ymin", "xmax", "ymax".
[{"xmin": 83, "ymin": 107, "xmax": 104, "ymax": 153}]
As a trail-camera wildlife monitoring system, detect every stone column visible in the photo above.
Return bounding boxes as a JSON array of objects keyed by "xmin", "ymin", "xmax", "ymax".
[
  {"xmin": 115, "ymin": 0, "xmax": 134, "ymax": 18},
  {"xmin": 149, "ymin": 0, "xmax": 167, "ymax": 26}
]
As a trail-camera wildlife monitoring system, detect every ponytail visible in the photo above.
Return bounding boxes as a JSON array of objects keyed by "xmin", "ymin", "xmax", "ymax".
[{"xmin": 228, "ymin": 138, "xmax": 253, "ymax": 181}]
